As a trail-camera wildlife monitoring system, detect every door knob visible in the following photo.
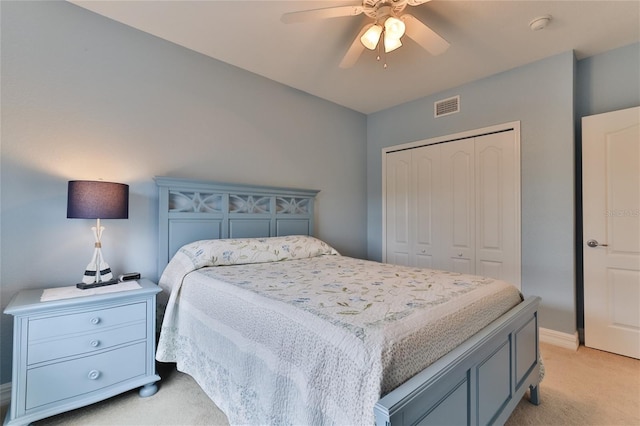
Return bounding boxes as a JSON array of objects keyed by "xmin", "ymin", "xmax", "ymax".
[{"xmin": 586, "ymin": 239, "xmax": 608, "ymax": 248}]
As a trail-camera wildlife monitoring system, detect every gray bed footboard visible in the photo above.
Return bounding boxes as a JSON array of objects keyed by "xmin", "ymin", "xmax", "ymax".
[{"xmin": 375, "ymin": 296, "xmax": 541, "ymax": 426}]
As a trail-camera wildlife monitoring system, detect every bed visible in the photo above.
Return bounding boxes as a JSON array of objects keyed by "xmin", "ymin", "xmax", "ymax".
[{"xmin": 154, "ymin": 177, "xmax": 542, "ymax": 425}]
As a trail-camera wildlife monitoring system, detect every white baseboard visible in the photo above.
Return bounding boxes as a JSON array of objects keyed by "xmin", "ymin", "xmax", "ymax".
[
  {"xmin": 0, "ymin": 382, "xmax": 10, "ymax": 407},
  {"xmin": 540, "ymin": 327, "xmax": 580, "ymax": 350}
]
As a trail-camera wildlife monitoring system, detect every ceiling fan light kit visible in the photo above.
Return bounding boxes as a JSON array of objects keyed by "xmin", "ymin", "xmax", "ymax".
[
  {"xmin": 361, "ymin": 18, "xmax": 405, "ymax": 52},
  {"xmin": 282, "ymin": 0, "xmax": 450, "ymax": 68}
]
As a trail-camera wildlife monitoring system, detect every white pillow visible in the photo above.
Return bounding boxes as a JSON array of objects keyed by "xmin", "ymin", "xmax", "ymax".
[{"xmin": 180, "ymin": 235, "xmax": 339, "ymax": 268}]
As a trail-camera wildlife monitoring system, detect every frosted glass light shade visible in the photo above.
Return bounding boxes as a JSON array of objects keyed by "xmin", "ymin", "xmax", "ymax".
[
  {"xmin": 384, "ymin": 16, "xmax": 405, "ymax": 39},
  {"xmin": 361, "ymin": 24, "xmax": 383, "ymax": 50},
  {"xmin": 384, "ymin": 34, "xmax": 402, "ymax": 53}
]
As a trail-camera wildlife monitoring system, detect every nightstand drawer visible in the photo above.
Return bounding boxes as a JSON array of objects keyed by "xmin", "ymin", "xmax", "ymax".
[
  {"xmin": 28, "ymin": 302, "xmax": 146, "ymax": 341},
  {"xmin": 25, "ymin": 342, "xmax": 147, "ymax": 410},
  {"xmin": 28, "ymin": 320, "xmax": 146, "ymax": 365}
]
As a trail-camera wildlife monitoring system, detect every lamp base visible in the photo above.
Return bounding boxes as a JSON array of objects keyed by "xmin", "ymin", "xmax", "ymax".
[
  {"xmin": 81, "ymin": 220, "xmax": 115, "ymax": 285},
  {"xmin": 76, "ymin": 278, "xmax": 120, "ymax": 290}
]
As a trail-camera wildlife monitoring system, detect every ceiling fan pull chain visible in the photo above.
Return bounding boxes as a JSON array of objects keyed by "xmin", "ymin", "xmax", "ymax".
[{"xmin": 377, "ymin": 31, "xmax": 388, "ymax": 69}]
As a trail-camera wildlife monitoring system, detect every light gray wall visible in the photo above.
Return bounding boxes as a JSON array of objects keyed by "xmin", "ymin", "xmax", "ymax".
[
  {"xmin": 0, "ymin": 1, "xmax": 367, "ymax": 384},
  {"xmin": 367, "ymin": 52, "xmax": 577, "ymax": 335},
  {"xmin": 576, "ymin": 43, "xmax": 640, "ymax": 119}
]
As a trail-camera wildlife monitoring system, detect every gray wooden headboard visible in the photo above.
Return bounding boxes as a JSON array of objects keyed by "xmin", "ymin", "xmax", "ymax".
[{"xmin": 155, "ymin": 177, "xmax": 320, "ymax": 275}]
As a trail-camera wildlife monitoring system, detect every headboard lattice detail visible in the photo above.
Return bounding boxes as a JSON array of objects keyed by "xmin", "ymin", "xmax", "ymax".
[
  {"xmin": 276, "ymin": 197, "xmax": 311, "ymax": 214},
  {"xmin": 229, "ymin": 195, "xmax": 271, "ymax": 214},
  {"xmin": 169, "ymin": 191, "xmax": 223, "ymax": 213},
  {"xmin": 156, "ymin": 177, "xmax": 320, "ymax": 276}
]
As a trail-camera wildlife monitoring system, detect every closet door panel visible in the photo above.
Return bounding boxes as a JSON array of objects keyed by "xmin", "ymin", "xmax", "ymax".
[
  {"xmin": 385, "ymin": 150, "xmax": 412, "ymax": 266},
  {"xmin": 475, "ymin": 131, "xmax": 518, "ymax": 285},
  {"xmin": 413, "ymin": 146, "xmax": 440, "ymax": 268},
  {"xmin": 441, "ymin": 139, "xmax": 475, "ymax": 274},
  {"xmin": 476, "ymin": 141, "xmax": 504, "ymax": 279}
]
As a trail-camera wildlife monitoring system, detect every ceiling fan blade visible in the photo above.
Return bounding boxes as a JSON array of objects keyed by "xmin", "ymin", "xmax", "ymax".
[
  {"xmin": 339, "ymin": 24, "xmax": 372, "ymax": 69},
  {"xmin": 401, "ymin": 14, "xmax": 449, "ymax": 56},
  {"xmin": 407, "ymin": 0, "xmax": 434, "ymax": 5},
  {"xmin": 281, "ymin": 5, "xmax": 364, "ymax": 24}
]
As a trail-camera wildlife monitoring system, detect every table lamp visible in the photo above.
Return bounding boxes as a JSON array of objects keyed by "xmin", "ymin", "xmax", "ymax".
[{"xmin": 67, "ymin": 180, "xmax": 129, "ymax": 287}]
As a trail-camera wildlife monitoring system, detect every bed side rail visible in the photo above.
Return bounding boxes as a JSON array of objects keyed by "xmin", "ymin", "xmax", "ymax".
[{"xmin": 375, "ymin": 296, "xmax": 541, "ymax": 426}]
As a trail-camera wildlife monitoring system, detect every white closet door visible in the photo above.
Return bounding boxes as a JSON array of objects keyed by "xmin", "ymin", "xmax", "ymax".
[
  {"xmin": 383, "ymin": 124, "xmax": 521, "ymax": 289},
  {"xmin": 385, "ymin": 150, "xmax": 412, "ymax": 266},
  {"xmin": 475, "ymin": 131, "xmax": 520, "ymax": 286},
  {"xmin": 413, "ymin": 145, "xmax": 441, "ymax": 268},
  {"xmin": 441, "ymin": 138, "xmax": 475, "ymax": 274}
]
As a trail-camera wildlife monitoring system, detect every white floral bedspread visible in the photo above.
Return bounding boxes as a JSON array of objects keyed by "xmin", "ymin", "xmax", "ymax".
[{"xmin": 156, "ymin": 236, "xmax": 522, "ymax": 425}]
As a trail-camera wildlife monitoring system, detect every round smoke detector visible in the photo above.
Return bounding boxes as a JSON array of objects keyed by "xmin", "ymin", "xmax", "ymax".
[{"xmin": 529, "ymin": 15, "xmax": 552, "ymax": 31}]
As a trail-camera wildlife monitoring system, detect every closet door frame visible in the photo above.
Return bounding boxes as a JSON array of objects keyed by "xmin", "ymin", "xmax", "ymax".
[{"xmin": 382, "ymin": 121, "xmax": 521, "ymax": 289}]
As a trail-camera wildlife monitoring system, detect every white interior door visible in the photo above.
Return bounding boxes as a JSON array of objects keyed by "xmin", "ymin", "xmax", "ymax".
[{"xmin": 583, "ymin": 106, "xmax": 640, "ymax": 359}]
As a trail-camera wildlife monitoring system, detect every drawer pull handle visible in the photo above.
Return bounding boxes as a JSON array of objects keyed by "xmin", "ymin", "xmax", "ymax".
[
  {"xmin": 90, "ymin": 340, "xmax": 100, "ymax": 347},
  {"xmin": 87, "ymin": 370, "xmax": 101, "ymax": 380},
  {"xmin": 90, "ymin": 317, "xmax": 101, "ymax": 325}
]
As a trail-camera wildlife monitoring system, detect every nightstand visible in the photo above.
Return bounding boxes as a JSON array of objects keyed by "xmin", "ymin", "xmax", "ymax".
[{"xmin": 3, "ymin": 279, "xmax": 161, "ymax": 426}]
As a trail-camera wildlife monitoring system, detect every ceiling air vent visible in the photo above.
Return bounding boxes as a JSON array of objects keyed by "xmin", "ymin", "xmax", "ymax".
[{"xmin": 434, "ymin": 95, "xmax": 460, "ymax": 118}]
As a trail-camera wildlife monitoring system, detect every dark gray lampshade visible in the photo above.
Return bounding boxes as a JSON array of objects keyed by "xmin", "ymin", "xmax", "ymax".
[{"xmin": 67, "ymin": 180, "xmax": 129, "ymax": 219}]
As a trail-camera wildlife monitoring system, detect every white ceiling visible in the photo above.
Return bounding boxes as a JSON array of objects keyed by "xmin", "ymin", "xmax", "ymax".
[{"xmin": 70, "ymin": 0, "xmax": 640, "ymax": 114}]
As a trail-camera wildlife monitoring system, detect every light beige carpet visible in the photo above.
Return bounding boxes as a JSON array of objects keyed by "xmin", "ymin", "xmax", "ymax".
[
  {"xmin": 505, "ymin": 343, "xmax": 639, "ymax": 426},
  {"xmin": 2, "ymin": 343, "xmax": 638, "ymax": 425}
]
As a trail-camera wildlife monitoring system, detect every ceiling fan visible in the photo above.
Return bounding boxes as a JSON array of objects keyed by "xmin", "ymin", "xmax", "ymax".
[{"xmin": 281, "ymin": 0, "xmax": 450, "ymax": 68}]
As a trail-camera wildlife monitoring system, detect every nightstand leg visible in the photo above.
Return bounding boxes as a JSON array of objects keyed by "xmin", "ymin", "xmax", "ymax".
[{"xmin": 139, "ymin": 382, "xmax": 158, "ymax": 398}]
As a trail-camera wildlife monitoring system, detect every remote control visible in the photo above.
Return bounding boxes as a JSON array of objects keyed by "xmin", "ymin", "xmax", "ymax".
[
  {"xmin": 119, "ymin": 272, "xmax": 141, "ymax": 281},
  {"xmin": 76, "ymin": 279, "xmax": 120, "ymax": 290}
]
